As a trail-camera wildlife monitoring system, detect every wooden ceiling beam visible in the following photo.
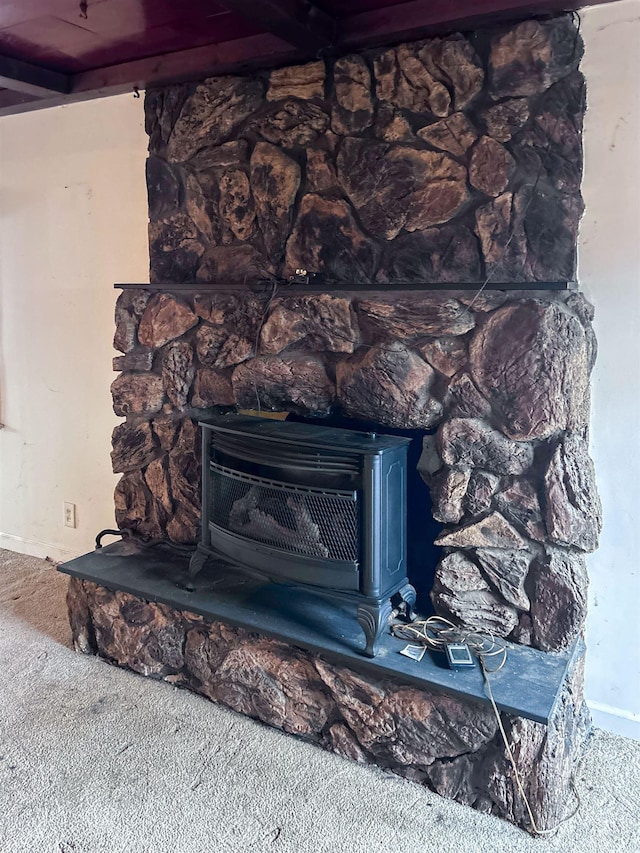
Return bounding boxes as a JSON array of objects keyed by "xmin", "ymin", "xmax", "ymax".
[
  {"xmin": 0, "ymin": 54, "xmax": 70, "ymax": 97},
  {"xmin": 339, "ymin": 0, "xmax": 611, "ymax": 47},
  {"xmin": 218, "ymin": 0, "xmax": 336, "ymax": 54},
  {"xmin": 70, "ymin": 33, "xmax": 302, "ymax": 95},
  {"xmin": 0, "ymin": 33, "xmax": 304, "ymax": 116},
  {"xmin": 0, "ymin": 88, "xmax": 43, "ymax": 111}
]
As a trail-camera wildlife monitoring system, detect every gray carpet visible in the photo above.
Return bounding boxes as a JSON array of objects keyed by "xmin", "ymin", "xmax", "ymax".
[{"xmin": 0, "ymin": 548, "xmax": 638, "ymax": 853}]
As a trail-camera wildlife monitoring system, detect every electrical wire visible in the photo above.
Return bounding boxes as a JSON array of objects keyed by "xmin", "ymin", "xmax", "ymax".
[
  {"xmin": 391, "ymin": 615, "xmax": 507, "ymax": 672},
  {"xmin": 390, "ymin": 615, "xmax": 581, "ymax": 836},
  {"xmin": 481, "ymin": 655, "xmax": 581, "ymax": 836}
]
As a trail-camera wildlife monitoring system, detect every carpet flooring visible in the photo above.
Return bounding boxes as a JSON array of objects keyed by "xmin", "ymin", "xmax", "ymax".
[{"xmin": 0, "ymin": 547, "xmax": 638, "ymax": 853}]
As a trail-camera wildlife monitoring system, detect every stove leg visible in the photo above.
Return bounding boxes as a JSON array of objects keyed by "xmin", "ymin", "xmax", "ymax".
[
  {"xmin": 357, "ymin": 598, "xmax": 393, "ymax": 658},
  {"xmin": 187, "ymin": 548, "xmax": 209, "ymax": 591},
  {"xmin": 393, "ymin": 581, "xmax": 417, "ymax": 622}
]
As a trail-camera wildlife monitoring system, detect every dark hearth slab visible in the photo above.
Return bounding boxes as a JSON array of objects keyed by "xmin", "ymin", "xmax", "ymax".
[{"xmin": 59, "ymin": 540, "xmax": 576, "ymax": 725}]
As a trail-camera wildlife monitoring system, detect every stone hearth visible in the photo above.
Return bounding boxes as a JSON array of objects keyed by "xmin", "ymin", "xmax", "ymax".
[
  {"xmin": 66, "ymin": 574, "xmax": 588, "ymax": 832},
  {"xmin": 64, "ymin": 12, "xmax": 601, "ymax": 835}
]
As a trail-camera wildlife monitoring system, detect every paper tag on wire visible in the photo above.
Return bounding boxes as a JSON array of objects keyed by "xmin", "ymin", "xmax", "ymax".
[{"xmin": 399, "ymin": 644, "xmax": 426, "ymax": 662}]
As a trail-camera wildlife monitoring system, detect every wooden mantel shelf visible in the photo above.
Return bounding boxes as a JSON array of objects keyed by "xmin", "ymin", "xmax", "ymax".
[{"xmin": 115, "ymin": 281, "xmax": 576, "ymax": 295}]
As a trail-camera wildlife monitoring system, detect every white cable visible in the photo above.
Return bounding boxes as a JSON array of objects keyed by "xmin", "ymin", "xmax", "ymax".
[{"xmin": 391, "ymin": 615, "xmax": 581, "ymax": 835}]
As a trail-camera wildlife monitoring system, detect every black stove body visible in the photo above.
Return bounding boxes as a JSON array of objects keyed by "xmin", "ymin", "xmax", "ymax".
[{"xmin": 189, "ymin": 414, "xmax": 416, "ymax": 656}]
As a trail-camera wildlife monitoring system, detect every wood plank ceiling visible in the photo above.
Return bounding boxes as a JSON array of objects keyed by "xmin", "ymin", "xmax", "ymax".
[{"xmin": 0, "ymin": 0, "xmax": 618, "ymax": 116}]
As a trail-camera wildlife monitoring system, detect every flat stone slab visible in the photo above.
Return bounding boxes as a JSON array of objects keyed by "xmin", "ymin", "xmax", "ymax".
[{"xmin": 59, "ymin": 540, "xmax": 577, "ymax": 725}]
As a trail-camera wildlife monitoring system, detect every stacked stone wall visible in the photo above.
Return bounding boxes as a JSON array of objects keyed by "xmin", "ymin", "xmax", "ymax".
[
  {"xmin": 98, "ymin": 13, "xmax": 599, "ymax": 830},
  {"xmin": 144, "ymin": 16, "xmax": 585, "ymax": 286}
]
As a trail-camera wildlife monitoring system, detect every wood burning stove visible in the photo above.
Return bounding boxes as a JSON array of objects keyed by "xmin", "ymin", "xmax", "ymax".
[{"xmin": 188, "ymin": 414, "xmax": 416, "ymax": 656}]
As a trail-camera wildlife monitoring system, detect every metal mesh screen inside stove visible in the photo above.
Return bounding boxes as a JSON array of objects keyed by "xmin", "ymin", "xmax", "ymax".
[{"xmin": 210, "ymin": 463, "xmax": 359, "ymax": 563}]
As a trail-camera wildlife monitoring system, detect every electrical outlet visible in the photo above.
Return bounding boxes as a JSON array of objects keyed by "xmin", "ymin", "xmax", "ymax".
[{"xmin": 64, "ymin": 502, "xmax": 76, "ymax": 529}]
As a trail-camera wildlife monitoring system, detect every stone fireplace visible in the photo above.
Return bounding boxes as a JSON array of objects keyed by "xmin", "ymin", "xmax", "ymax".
[{"xmin": 64, "ymin": 12, "xmax": 601, "ymax": 834}]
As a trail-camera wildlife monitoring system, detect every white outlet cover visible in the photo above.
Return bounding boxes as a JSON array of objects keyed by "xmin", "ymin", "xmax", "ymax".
[{"xmin": 64, "ymin": 502, "xmax": 76, "ymax": 528}]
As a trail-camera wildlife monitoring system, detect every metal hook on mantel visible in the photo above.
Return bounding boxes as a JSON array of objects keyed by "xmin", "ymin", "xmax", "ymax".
[{"xmin": 133, "ymin": 86, "xmax": 141, "ymax": 99}]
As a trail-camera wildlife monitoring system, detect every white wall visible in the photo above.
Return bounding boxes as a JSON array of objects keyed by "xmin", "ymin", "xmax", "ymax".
[
  {"xmin": 0, "ymin": 6, "xmax": 638, "ymax": 737},
  {"xmin": 0, "ymin": 94, "xmax": 149, "ymax": 560},
  {"xmin": 580, "ymin": 0, "xmax": 640, "ymax": 739}
]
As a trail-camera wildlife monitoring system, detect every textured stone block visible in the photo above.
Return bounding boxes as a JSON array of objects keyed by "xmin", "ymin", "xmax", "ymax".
[
  {"xmin": 358, "ymin": 296, "xmax": 474, "ymax": 340},
  {"xmin": 374, "ymin": 44, "xmax": 450, "ymax": 116},
  {"xmin": 193, "ymin": 292, "xmax": 264, "ymax": 328},
  {"xmin": 469, "ymin": 136, "xmax": 515, "ymax": 197},
  {"xmin": 146, "ymin": 156, "xmax": 180, "ymax": 221},
  {"xmin": 374, "ymin": 106, "xmax": 414, "ymax": 142},
  {"xmin": 444, "ymin": 374, "xmax": 492, "ymax": 419},
  {"xmin": 337, "ymin": 139, "xmax": 468, "ymax": 239},
  {"xmin": 530, "ymin": 548, "xmax": 588, "ymax": 651},
  {"xmin": 138, "ymin": 294, "xmax": 198, "ymax": 349},
  {"xmin": 111, "ymin": 422, "xmax": 157, "ymax": 474},
  {"xmin": 437, "ymin": 418, "xmax": 533, "ymax": 475},
  {"xmin": 114, "ymin": 471, "xmax": 162, "ymax": 539},
  {"xmin": 213, "ymin": 639, "xmax": 331, "ymax": 736},
  {"xmin": 489, "ymin": 17, "xmax": 583, "ymax": 97},
  {"xmin": 111, "ymin": 374, "xmax": 165, "ymax": 417},
  {"xmin": 305, "ymin": 148, "xmax": 338, "ymax": 191},
  {"xmin": 188, "ymin": 140, "xmax": 248, "ymax": 171},
  {"xmin": 149, "ymin": 213, "xmax": 205, "ymax": 283},
  {"xmin": 145, "ymin": 84, "xmax": 191, "ymax": 151},
  {"xmin": 544, "ymin": 434, "xmax": 601, "ymax": 552},
  {"xmin": 430, "ymin": 469, "xmax": 471, "ymax": 524},
  {"xmin": 316, "ymin": 658, "xmax": 497, "ymax": 764},
  {"xmin": 475, "ymin": 549, "xmax": 532, "ymax": 610},
  {"xmin": 470, "ymin": 301, "xmax": 590, "ymax": 440},
  {"xmin": 162, "ymin": 341, "xmax": 195, "ymax": 410},
  {"xmin": 332, "ymin": 55, "xmax": 374, "ymax": 135},
  {"xmin": 336, "ymin": 342, "xmax": 441, "ymax": 429},
  {"xmin": 232, "ymin": 356, "xmax": 335, "ymax": 413},
  {"xmin": 417, "ymin": 112, "xmax": 477, "ymax": 156},
  {"xmin": 144, "ymin": 457, "xmax": 172, "ymax": 515},
  {"xmin": 196, "ymin": 324, "xmax": 253, "ymax": 369},
  {"xmin": 260, "ymin": 294, "xmax": 357, "ymax": 355},
  {"xmin": 114, "ymin": 290, "xmax": 150, "ymax": 354},
  {"xmin": 464, "ymin": 470, "xmax": 500, "ymax": 518},
  {"xmin": 267, "ymin": 61, "xmax": 325, "ymax": 101},
  {"xmin": 431, "ymin": 551, "xmax": 490, "ymax": 595},
  {"xmin": 421, "ymin": 35, "xmax": 484, "ymax": 110},
  {"xmin": 253, "ymin": 100, "xmax": 329, "ymax": 147},
  {"xmin": 284, "ymin": 194, "xmax": 376, "ymax": 281},
  {"xmin": 191, "ymin": 369, "xmax": 234, "ymax": 408},
  {"xmin": 495, "ymin": 479, "xmax": 546, "ymax": 542},
  {"xmin": 218, "ymin": 169, "xmax": 255, "ymax": 241},
  {"xmin": 183, "ymin": 171, "xmax": 221, "ymax": 243},
  {"xmin": 431, "ymin": 553, "xmax": 519, "ymax": 637},
  {"xmin": 166, "ymin": 77, "xmax": 263, "ymax": 162},
  {"xmin": 250, "ymin": 142, "xmax": 300, "ymax": 258},
  {"xmin": 417, "ymin": 336, "xmax": 468, "ymax": 377},
  {"xmin": 151, "ymin": 417, "xmax": 179, "ymax": 452},
  {"xmin": 482, "ymin": 98, "xmax": 530, "ymax": 142},
  {"xmin": 435, "ymin": 513, "xmax": 528, "ymax": 550},
  {"xmin": 113, "ymin": 348, "xmax": 154, "ymax": 373}
]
